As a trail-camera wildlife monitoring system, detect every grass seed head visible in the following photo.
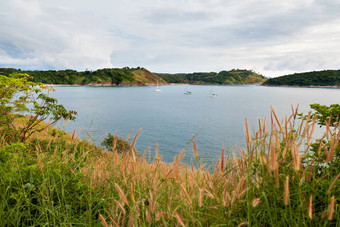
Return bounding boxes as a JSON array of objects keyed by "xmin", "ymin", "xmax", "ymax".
[
  {"xmin": 284, "ymin": 176, "xmax": 289, "ymax": 206},
  {"xmin": 308, "ymin": 195, "xmax": 313, "ymax": 220},
  {"xmin": 252, "ymin": 198, "xmax": 260, "ymax": 207},
  {"xmin": 328, "ymin": 196, "xmax": 335, "ymax": 220}
]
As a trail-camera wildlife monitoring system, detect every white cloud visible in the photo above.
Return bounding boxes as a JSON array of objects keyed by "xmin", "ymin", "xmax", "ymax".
[{"xmin": 0, "ymin": 0, "xmax": 339, "ymax": 76}]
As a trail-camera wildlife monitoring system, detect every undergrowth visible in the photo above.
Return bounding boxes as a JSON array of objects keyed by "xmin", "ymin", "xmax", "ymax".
[{"xmin": 0, "ymin": 105, "xmax": 339, "ymax": 226}]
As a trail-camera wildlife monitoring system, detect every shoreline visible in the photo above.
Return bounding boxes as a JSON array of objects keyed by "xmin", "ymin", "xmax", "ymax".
[
  {"xmin": 44, "ymin": 82, "xmax": 340, "ymax": 88},
  {"xmin": 262, "ymin": 84, "xmax": 340, "ymax": 89},
  {"xmin": 44, "ymin": 82, "xmax": 262, "ymax": 87},
  {"xmin": 44, "ymin": 83, "xmax": 166, "ymax": 87}
]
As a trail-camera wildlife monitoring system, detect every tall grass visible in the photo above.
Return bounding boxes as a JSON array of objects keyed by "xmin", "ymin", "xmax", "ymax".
[
  {"xmin": 0, "ymin": 107, "xmax": 339, "ymax": 226},
  {"xmin": 87, "ymin": 106, "xmax": 339, "ymax": 226}
]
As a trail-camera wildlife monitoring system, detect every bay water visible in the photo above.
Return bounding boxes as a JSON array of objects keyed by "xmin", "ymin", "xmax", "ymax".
[{"xmin": 51, "ymin": 85, "xmax": 340, "ymax": 163}]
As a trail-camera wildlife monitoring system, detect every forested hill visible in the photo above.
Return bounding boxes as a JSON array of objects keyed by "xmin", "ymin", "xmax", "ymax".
[
  {"xmin": 156, "ymin": 69, "xmax": 267, "ymax": 85},
  {"xmin": 263, "ymin": 70, "xmax": 340, "ymax": 86},
  {"xmin": 0, "ymin": 68, "xmax": 267, "ymax": 85},
  {"xmin": 0, "ymin": 67, "xmax": 167, "ymax": 86}
]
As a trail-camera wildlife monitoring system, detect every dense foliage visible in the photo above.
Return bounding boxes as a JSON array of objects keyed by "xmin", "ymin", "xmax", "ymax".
[
  {"xmin": 156, "ymin": 69, "xmax": 267, "ymax": 84},
  {"xmin": 0, "ymin": 67, "xmax": 166, "ymax": 85},
  {"xmin": 310, "ymin": 103, "xmax": 340, "ymax": 127},
  {"xmin": 263, "ymin": 70, "xmax": 340, "ymax": 86},
  {"xmin": 302, "ymin": 104, "xmax": 340, "ymax": 179},
  {"xmin": 101, "ymin": 133, "xmax": 132, "ymax": 154},
  {"xmin": 0, "ymin": 140, "xmax": 106, "ymax": 225},
  {"xmin": 0, "ymin": 73, "xmax": 76, "ymax": 142},
  {"xmin": 0, "ymin": 68, "xmax": 267, "ymax": 85}
]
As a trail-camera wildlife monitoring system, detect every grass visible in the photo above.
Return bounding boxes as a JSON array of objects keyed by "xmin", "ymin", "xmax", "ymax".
[{"xmin": 0, "ymin": 107, "xmax": 339, "ymax": 226}]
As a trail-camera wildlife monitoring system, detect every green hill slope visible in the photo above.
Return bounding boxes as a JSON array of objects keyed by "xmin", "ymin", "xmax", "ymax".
[
  {"xmin": 156, "ymin": 69, "xmax": 267, "ymax": 85},
  {"xmin": 0, "ymin": 67, "xmax": 167, "ymax": 86},
  {"xmin": 131, "ymin": 68, "xmax": 167, "ymax": 85},
  {"xmin": 263, "ymin": 70, "xmax": 340, "ymax": 86}
]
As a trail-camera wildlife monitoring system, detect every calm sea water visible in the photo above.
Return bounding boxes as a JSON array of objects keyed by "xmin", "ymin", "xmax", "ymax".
[{"xmin": 51, "ymin": 85, "xmax": 340, "ymax": 163}]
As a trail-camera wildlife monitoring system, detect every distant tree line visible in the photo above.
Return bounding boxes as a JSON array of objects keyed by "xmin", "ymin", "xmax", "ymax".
[
  {"xmin": 3, "ymin": 68, "xmax": 340, "ymax": 86},
  {"xmin": 263, "ymin": 70, "xmax": 340, "ymax": 86},
  {"xmin": 156, "ymin": 69, "xmax": 267, "ymax": 85},
  {"xmin": 0, "ymin": 67, "xmax": 267, "ymax": 85},
  {"xmin": 0, "ymin": 67, "xmax": 140, "ymax": 85}
]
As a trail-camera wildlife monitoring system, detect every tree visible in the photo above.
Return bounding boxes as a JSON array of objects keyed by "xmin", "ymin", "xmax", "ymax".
[
  {"xmin": 0, "ymin": 73, "xmax": 77, "ymax": 142},
  {"xmin": 101, "ymin": 133, "xmax": 131, "ymax": 154}
]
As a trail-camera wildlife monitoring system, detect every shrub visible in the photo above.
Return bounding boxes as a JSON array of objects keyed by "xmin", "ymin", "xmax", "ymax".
[{"xmin": 101, "ymin": 133, "xmax": 131, "ymax": 153}]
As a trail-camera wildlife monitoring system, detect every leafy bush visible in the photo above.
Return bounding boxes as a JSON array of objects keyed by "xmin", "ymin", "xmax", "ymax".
[
  {"xmin": 101, "ymin": 133, "xmax": 131, "ymax": 153},
  {"xmin": 302, "ymin": 104, "xmax": 340, "ymax": 178},
  {"xmin": 309, "ymin": 103, "xmax": 340, "ymax": 127}
]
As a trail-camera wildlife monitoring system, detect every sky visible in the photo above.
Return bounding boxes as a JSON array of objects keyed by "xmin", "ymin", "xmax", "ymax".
[{"xmin": 0, "ymin": 0, "xmax": 340, "ymax": 77}]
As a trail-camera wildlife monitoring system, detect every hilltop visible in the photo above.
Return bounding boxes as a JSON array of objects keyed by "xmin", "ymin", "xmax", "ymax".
[
  {"xmin": 156, "ymin": 69, "xmax": 267, "ymax": 85},
  {"xmin": 3, "ymin": 68, "xmax": 340, "ymax": 87},
  {"xmin": 263, "ymin": 69, "xmax": 340, "ymax": 87},
  {"xmin": 0, "ymin": 68, "xmax": 267, "ymax": 85},
  {"xmin": 0, "ymin": 67, "xmax": 167, "ymax": 86}
]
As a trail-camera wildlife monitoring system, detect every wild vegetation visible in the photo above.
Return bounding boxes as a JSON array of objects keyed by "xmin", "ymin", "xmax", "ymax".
[
  {"xmin": 0, "ymin": 67, "xmax": 167, "ymax": 86},
  {"xmin": 156, "ymin": 69, "xmax": 267, "ymax": 85},
  {"xmin": 263, "ymin": 70, "xmax": 340, "ymax": 86},
  {"xmin": 0, "ymin": 73, "xmax": 339, "ymax": 225},
  {"xmin": 3, "ymin": 68, "xmax": 340, "ymax": 87},
  {"xmin": 0, "ymin": 68, "xmax": 266, "ymax": 86}
]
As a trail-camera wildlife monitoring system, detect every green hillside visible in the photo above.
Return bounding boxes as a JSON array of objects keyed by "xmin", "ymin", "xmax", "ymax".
[
  {"xmin": 0, "ymin": 68, "xmax": 266, "ymax": 85},
  {"xmin": 131, "ymin": 68, "xmax": 167, "ymax": 85},
  {"xmin": 156, "ymin": 69, "xmax": 267, "ymax": 85},
  {"xmin": 263, "ymin": 70, "xmax": 340, "ymax": 86},
  {"xmin": 0, "ymin": 67, "xmax": 167, "ymax": 86}
]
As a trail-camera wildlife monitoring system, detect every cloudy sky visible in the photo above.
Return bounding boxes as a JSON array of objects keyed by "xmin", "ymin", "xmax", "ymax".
[{"xmin": 1, "ymin": 0, "xmax": 340, "ymax": 77}]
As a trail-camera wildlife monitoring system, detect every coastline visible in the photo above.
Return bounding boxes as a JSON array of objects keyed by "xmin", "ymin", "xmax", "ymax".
[
  {"xmin": 44, "ymin": 82, "xmax": 264, "ymax": 87},
  {"xmin": 44, "ymin": 82, "xmax": 167, "ymax": 87},
  {"xmin": 45, "ymin": 82, "xmax": 340, "ymax": 88},
  {"xmin": 262, "ymin": 84, "xmax": 340, "ymax": 89}
]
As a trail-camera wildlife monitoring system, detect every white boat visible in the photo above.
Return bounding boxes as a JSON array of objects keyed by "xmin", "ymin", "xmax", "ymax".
[
  {"xmin": 183, "ymin": 85, "xmax": 192, "ymax": 95},
  {"xmin": 154, "ymin": 81, "xmax": 161, "ymax": 92},
  {"xmin": 209, "ymin": 87, "xmax": 217, "ymax": 98}
]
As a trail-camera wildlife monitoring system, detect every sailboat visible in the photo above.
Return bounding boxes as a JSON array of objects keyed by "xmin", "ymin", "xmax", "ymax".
[
  {"xmin": 154, "ymin": 81, "xmax": 161, "ymax": 92},
  {"xmin": 183, "ymin": 85, "xmax": 192, "ymax": 95},
  {"xmin": 184, "ymin": 86, "xmax": 192, "ymax": 95},
  {"xmin": 210, "ymin": 87, "xmax": 217, "ymax": 98}
]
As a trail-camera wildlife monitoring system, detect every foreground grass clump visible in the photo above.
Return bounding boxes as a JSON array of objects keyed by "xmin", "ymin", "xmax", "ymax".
[
  {"xmin": 0, "ymin": 125, "xmax": 107, "ymax": 225},
  {"xmin": 1, "ymin": 106, "xmax": 339, "ymax": 226},
  {"xmin": 90, "ymin": 106, "xmax": 339, "ymax": 226}
]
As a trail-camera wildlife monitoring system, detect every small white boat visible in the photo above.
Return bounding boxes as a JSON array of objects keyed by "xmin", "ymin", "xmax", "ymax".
[
  {"xmin": 209, "ymin": 87, "xmax": 217, "ymax": 98},
  {"xmin": 154, "ymin": 81, "xmax": 161, "ymax": 92},
  {"xmin": 184, "ymin": 90, "xmax": 192, "ymax": 95}
]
